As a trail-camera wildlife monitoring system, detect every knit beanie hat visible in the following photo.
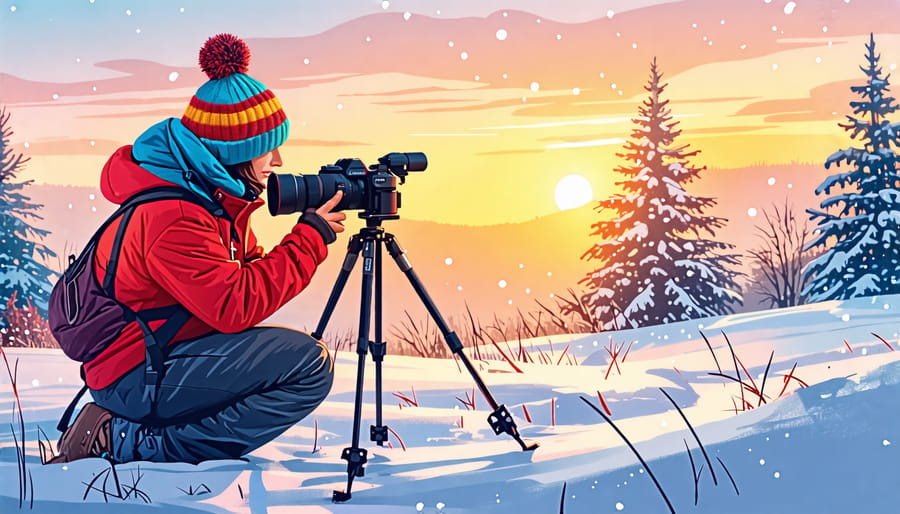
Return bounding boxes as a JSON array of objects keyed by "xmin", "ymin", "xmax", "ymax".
[{"xmin": 181, "ymin": 34, "xmax": 289, "ymax": 166}]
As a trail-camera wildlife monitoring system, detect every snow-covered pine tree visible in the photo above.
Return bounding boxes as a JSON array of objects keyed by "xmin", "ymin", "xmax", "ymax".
[
  {"xmin": 803, "ymin": 34, "xmax": 900, "ymax": 302},
  {"xmin": 576, "ymin": 58, "xmax": 742, "ymax": 330},
  {"xmin": 0, "ymin": 106, "xmax": 56, "ymax": 321}
]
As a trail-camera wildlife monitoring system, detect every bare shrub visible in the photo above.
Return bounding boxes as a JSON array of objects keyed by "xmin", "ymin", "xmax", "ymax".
[{"xmin": 1, "ymin": 290, "xmax": 57, "ymax": 349}]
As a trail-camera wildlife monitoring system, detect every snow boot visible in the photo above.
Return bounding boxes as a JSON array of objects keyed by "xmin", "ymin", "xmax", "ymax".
[{"xmin": 46, "ymin": 402, "xmax": 113, "ymax": 464}]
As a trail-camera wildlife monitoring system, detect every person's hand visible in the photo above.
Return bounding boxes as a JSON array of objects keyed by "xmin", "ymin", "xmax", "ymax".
[{"xmin": 316, "ymin": 190, "xmax": 347, "ymax": 234}]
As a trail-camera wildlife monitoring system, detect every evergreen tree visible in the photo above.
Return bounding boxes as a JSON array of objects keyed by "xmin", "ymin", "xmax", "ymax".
[
  {"xmin": 0, "ymin": 106, "xmax": 56, "ymax": 320},
  {"xmin": 576, "ymin": 58, "xmax": 742, "ymax": 330},
  {"xmin": 803, "ymin": 34, "xmax": 900, "ymax": 302}
]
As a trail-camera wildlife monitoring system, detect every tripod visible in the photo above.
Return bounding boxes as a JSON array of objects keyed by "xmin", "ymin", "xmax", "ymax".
[{"xmin": 312, "ymin": 219, "xmax": 538, "ymax": 503}]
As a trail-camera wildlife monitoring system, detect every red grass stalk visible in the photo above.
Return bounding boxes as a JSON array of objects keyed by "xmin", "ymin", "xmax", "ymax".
[
  {"xmin": 521, "ymin": 404, "xmax": 532, "ymax": 423},
  {"xmin": 777, "ymin": 362, "xmax": 808, "ymax": 397},
  {"xmin": 604, "ymin": 338, "xmax": 624, "ymax": 379},
  {"xmin": 621, "ymin": 341, "xmax": 635, "ymax": 362},
  {"xmin": 455, "ymin": 388, "xmax": 477, "ymax": 410},
  {"xmin": 505, "ymin": 340, "xmax": 516, "ymax": 362},
  {"xmin": 489, "ymin": 339, "xmax": 524, "ymax": 373},
  {"xmin": 312, "ymin": 419, "xmax": 318, "ymax": 453},
  {"xmin": 785, "ymin": 373, "xmax": 809, "ymax": 388},
  {"xmin": 551, "ymin": 398, "xmax": 556, "ymax": 427},
  {"xmin": 0, "ymin": 346, "xmax": 22, "ymax": 417},
  {"xmin": 674, "ymin": 367, "xmax": 682, "ymax": 376},
  {"xmin": 555, "ymin": 345, "xmax": 570, "ymax": 366},
  {"xmin": 871, "ymin": 332, "xmax": 896, "ymax": 352},
  {"xmin": 597, "ymin": 390, "xmax": 612, "ymax": 416},
  {"xmin": 392, "ymin": 391, "xmax": 418, "ymax": 407},
  {"xmin": 843, "ymin": 339, "xmax": 854, "ymax": 353},
  {"xmin": 386, "ymin": 427, "xmax": 407, "ymax": 451},
  {"xmin": 734, "ymin": 355, "xmax": 760, "ymax": 397},
  {"xmin": 708, "ymin": 372, "xmax": 767, "ymax": 408},
  {"xmin": 604, "ymin": 356, "xmax": 619, "ymax": 380},
  {"xmin": 0, "ymin": 345, "xmax": 29, "ymax": 507}
]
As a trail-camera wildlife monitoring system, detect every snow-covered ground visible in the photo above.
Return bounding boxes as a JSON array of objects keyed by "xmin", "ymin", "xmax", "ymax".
[{"xmin": 2, "ymin": 294, "xmax": 900, "ymax": 513}]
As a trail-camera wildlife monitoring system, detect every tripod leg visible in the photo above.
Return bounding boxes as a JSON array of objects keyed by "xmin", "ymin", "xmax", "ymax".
[
  {"xmin": 313, "ymin": 235, "xmax": 363, "ymax": 340},
  {"xmin": 370, "ymin": 237, "xmax": 389, "ymax": 447},
  {"xmin": 383, "ymin": 233, "xmax": 538, "ymax": 452},
  {"xmin": 333, "ymin": 237, "xmax": 376, "ymax": 503}
]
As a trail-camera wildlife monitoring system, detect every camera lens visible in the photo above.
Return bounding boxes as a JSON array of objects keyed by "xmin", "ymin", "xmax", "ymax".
[{"xmin": 267, "ymin": 173, "xmax": 363, "ymax": 215}]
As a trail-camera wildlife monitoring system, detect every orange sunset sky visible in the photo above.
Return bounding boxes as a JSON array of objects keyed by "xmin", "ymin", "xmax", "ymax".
[{"xmin": 2, "ymin": 0, "xmax": 899, "ymax": 229}]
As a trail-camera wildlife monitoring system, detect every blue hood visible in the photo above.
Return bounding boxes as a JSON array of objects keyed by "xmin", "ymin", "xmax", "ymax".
[{"xmin": 131, "ymin": 118, "xmax": 247, "ymax": 201}]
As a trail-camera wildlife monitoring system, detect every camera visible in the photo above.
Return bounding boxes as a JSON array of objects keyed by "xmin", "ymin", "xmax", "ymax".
[{"xmin": 267, "ymin": 152, "xmax": 427, "ymax": 222}]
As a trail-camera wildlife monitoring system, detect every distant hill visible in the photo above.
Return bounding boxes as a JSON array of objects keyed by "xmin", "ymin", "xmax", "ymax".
[{"xmin": 23, "ymin": 162, "xmax": 828, "ymax": 333}]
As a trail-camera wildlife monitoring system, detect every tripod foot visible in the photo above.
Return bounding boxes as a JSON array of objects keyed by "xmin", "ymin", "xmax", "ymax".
[
  {"xmin": 332, "ymin": 446, "xmax": 367, "ymax": 502},
  {"xmin": 487, "ymin": 404, "xmax": 539, "ymax": 452},
  {"xmin": 332, "ymin": 490, "xmax": 352, "ymax": 503},
  {"xmin": 521, "ymin": 440, "xmax": 540, "ymax": 452}
]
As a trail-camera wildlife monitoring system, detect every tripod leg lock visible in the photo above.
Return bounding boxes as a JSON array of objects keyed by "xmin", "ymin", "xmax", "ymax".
[
  {"xmin": 487, "ymin": 404, "xmax": 518, "ymax": 437},
  {"xmin": 340, "ymin": 446, "xmax": 368, "ymax": 478},
  {"xmin": 370, "ymin": 425, "xmax": 389, "ymax": 444},
  {"xmin": 446, "ymin": 331, "xmax": 464, "ymax": 353},
  {"xmin": 369, "ymin": 340, "xmax": 386, "ymax": 362}
]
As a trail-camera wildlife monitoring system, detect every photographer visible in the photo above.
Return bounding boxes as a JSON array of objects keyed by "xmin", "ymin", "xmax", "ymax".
[{"xmin": 49, "ymin": 34, "xmax": 345, "ymax": 464}]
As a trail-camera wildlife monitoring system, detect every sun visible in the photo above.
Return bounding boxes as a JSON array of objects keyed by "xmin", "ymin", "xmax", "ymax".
[{"xmin": 554, "ymin": 174, "xmax": 593, "ymax": 211}]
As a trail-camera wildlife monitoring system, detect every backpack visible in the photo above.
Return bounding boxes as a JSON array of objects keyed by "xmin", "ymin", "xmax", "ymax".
[{"xmin": 48, "ymin": 186, "xmax": 233, "ymax": 432}]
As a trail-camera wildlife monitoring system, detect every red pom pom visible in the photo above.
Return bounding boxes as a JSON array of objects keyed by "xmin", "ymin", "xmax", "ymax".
[{"xmin": 198, "ymin": 34, "xmax": 250, "ymax": 80}]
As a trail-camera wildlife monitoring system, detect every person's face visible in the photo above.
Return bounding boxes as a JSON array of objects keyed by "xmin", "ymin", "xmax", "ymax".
[{"xmin": 250, "ymin": 147, "xmax": 283, "ymax": 189}]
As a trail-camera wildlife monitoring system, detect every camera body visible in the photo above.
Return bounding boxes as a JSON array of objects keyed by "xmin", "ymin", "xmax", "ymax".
[{"xmin": 267, "ymin": 152, "xmax": 427, "ymax": 223}]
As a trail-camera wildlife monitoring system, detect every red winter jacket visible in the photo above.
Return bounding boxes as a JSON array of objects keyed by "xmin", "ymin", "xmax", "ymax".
[{"xmin": 83, "ymin": 146, "xmax": 328, "ymax": 390}]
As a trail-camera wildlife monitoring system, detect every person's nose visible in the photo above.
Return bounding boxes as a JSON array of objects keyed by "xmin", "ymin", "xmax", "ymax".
[{"xmin": 271, "ymin": 148, "xmax": 283, "ymax": 167}]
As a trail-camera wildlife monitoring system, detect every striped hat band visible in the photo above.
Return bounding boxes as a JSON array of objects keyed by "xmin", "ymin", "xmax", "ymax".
[{"xmin": 181, "ymin": 89, "xmax": 287, "ymax": 143}]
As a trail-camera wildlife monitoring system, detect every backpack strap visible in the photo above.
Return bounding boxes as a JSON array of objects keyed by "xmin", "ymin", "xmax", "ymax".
[
  {"xmin": 107, "ymin": 187, "xmax": 231, "ymax": 406},
  {"xmin": 59, "ymin": 186, "xmax": 231, "ymax": 430},
  {"xmin": 56, "ymin": 384, "xmax": 90, "ymax": 433}
]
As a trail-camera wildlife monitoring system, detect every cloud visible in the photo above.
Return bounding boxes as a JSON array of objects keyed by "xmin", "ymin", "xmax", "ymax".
[
  {"xmin": 475, "ymin": 117, "xmax": 633, "ymax": 130},
  {"xmin": 735, "ymin": 80, "xmax": 855, "ymax": 123},
  {"xmin": 16, "ymin": 139, "xmax": 121, "ymax": 156},
  {"xmin": 284, "ymin": 138, "xmax": 371, "ymax": 147},
  {"xmin": 544, "ymin": 138, "xmax": 625, "ymax": 149},
  {"xmin": 408, "ymin": 133, "xmax": 498, "ymax": 137},
  {"xmin": 475, "ymin": 149, "xmax": 546, "ymax": 156}
]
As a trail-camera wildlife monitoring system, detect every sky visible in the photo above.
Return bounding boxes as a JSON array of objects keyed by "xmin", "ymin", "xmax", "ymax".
[
  {"xmin": 2, "ymin": 0, "xmax": 900, "ymax": 226},
  {"xmin": 0, "ymin": 0, "xmax": 680, "ymax": 82}
]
